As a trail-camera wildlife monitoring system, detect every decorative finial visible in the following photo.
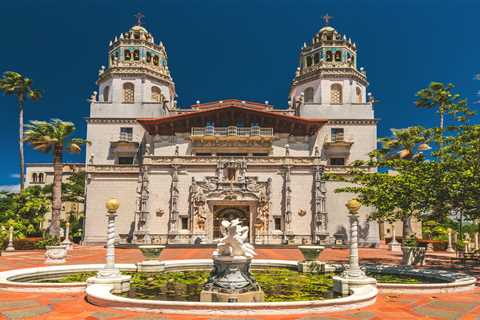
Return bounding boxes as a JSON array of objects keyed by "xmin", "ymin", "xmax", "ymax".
[
  {"xmin": 134, "ymin": 12, "xmax": 145, "ymax": 26},
  {"xmin": 322, "ymin": 13, "xmax": 333, "ymax": 26}
]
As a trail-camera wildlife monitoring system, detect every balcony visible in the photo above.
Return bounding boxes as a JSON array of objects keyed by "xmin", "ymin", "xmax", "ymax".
[
  {"xmin": 110, "ymin": 134, "xmax": 139, "ymax": 154},
  {"xmin": 191, "ymin": 126, "xmax": 273, "ymax": 138},
  {"xmin": 323, "ymin": 133, "xmax": 353, "ymax": 155},
  {"xmin": 190, "ymin": 126, "xmax": 273, "ymax": 154}
]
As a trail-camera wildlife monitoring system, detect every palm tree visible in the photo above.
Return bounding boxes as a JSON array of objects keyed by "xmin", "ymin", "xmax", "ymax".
[
  {"xmin": 24, "ymin": 119, "xmax": 88, "ymax": 237},
  {"xmin": 0, "ymin": 71, "xmax": 41, "ymax": 191}
]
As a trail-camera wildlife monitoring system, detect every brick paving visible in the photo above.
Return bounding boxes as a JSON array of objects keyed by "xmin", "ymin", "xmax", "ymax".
[{"xmin": 1, "ymin": 246, "xmax": 480, "ymax": 319}]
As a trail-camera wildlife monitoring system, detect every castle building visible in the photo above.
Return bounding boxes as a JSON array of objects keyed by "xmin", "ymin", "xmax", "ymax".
[{"xmin": 83, "ymin": 19, "xmax": 380, "ymax": 246}]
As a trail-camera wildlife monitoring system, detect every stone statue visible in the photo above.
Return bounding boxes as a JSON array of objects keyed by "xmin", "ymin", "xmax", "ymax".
[{"xmin": 214, "ymin": 219, "xmax": 256, "ymax": 258}]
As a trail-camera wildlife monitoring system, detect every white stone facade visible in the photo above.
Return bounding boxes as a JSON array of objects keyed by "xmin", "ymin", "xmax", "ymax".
[{"xmin": 83, "ymin": 22, "xmax": 379, "ymax": 246}]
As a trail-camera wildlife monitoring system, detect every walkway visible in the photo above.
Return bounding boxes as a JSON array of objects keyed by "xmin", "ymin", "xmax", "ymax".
[{"xmin": 1, "ymin": 246, "xmax": 480, "ymax": 320}]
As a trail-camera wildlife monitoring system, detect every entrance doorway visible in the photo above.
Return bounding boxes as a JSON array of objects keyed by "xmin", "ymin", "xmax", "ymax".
[{"xmin": 213, "ymin": 206, "xmax": 250, "ymax": 239}]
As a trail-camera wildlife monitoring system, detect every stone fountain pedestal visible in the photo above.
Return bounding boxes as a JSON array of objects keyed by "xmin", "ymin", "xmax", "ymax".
[
  {"xmin": 200, "ymin": 255, "xmax": 264, "ymax": 303},
  {"xmin": 137, "ymin": 245, "xmax": 166, "ymax": 272}
]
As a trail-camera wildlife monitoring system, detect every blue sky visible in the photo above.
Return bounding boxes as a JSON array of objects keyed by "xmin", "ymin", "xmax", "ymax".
[{"xmin": 0, "ymin": 0, "xmax": 479, "ymax": 189}]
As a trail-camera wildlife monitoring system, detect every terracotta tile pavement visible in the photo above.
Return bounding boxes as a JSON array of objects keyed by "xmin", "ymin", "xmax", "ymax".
[{"xmin": 1, "ymin": 246, "xmax": 480, "ymax": 319}]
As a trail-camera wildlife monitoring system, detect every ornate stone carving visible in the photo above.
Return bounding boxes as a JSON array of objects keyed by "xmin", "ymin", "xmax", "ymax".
[
  {"xmin": 135, "ymin": 165, "xmax": 151, "ymax": 243},
  {"xmin": 283, "ymin": 166, "xmax": 292, "ymax": 237},
  {"xmin": 313, "ymin": 165, "xmax": 328, "ymax": 243},
  {"xmin": 169, "ymin": 165, "xmax": 180, "ymax": 233},
  {"xmin": 214, "ymin": 219, "xmax": 256, "ymax": 258},
  {"xmin": 191, "ymin": 180, "xmax": 207, "ymax": 231}
]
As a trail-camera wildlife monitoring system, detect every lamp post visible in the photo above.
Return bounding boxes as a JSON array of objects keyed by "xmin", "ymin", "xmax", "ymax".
[
  {"xmin": 5, "ymin": 226, "xmax": 15, "ymax": 252},
  {"xmin": 446, "ymin": 228, "xmax": 455, "ymax": 253},
  {"xmin": 61, "ymin": 222, "xmax": 72, "ymax": 250},
  {"xmin": 333, "ymin": 199, "xmax": 376, "ymax": 296},
  {"xmin": 87, "ymin": 198, "xmax": 130, "ymax": 293},
  {"xmin": 345, "ymin": 199, "xmax": 364, "ymax": 278},
  {"xmin": 97, "ymin": 198, "xmax": 121, "ymax": 278}
]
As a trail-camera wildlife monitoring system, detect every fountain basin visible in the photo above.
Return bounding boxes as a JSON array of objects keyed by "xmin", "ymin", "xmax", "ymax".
[{"xmin": 0, "ymin": 260, "xmax": 475, "ymax": 316}]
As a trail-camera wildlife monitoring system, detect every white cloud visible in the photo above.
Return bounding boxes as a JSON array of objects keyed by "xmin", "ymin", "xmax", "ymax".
[
  {"xmin": 0, "ymin": 185, "xmax": 20, "ymax": 193},
  {"xmin": 9, "ymin": 174, "xmax": 20, "ymax": 179}
]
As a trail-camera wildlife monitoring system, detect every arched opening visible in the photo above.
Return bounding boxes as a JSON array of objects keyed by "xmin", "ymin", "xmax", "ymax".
[
  {"xmin": 133, "ymin": 49, "xmax": 140, "ymax": 61},
  {"xmin": 151, "ymin": 86, "xmax": 163, "ymax": 103},
  {"xmin": 146, "ymin": 52, "xmax": 152, "ymax": 63},
  {"xmin": 32, "ymin": 173, "xmax": 37, "ymax": 183},
  {"xmin": 330, "ymin": 83, "xmax": 343, "ymax": 104},
  {"xmin": 213, "ymin": 207, "xmax": 250, "ymax": 239},
  {"xmin": 304, "ymin": 87, "xmax": 314, "ymax": 103},
  {"xmin": 335, "ymin": 51, "xmax": 342, "ymax": 62},
  {"xmin": 38, "ymin": 173, "xmax": 44, "ymax": 184},
  {"xmin": 153, "ymin": 55, "xmax": 159, "ymax": 66},
  {"xmin": 103, "ymin": 86, "xmax": 110, "ymax": 102},
  {"xmin": 326, "ymin": 51, "xmax": 333, "ymax": 62},
  {"xmin": 124, "ymin": 49, "xmax": 132, "ymax": 61},
  {"xmin": 356, "ymin": 87, "xmax": 362, "ymax": 103},
  {"xmin": 123, "ymin": 82, "xmax": 135, "ymax": 103},
  {"xmin": 313, "ymin": 52, "xmax": 320, "ymax": 64},
  {"xmin": 306, "ymin": 56, "xmax": 313, "ymax": 67}
]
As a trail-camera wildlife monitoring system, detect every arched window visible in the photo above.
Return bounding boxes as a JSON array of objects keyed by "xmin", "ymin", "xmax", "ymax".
[
  {"xmin": 330, "ymin": 84, "xmax": 343, "ymax": 104},
  {"xmin": 146, "ymin": 52, "xmax": 152, "ymax": 63},
  {"xmin": 133, "ymin": 49, "xmax": 140, "ymax": 61},
  {"xmin": 326, "ymin": 51, "xmax": 333, "ymax": 62},
  {"xmin": 124, "ymin": 49, "xmax": 132, "ymax": 61},
  {"xmin": 356, "ymin": 87, "xmax": 362, "ymax": 103},
  {"xmin": 38, "ymin": 173, "xmax": 44, "ymax": 184},
  {"xmin": 103, "ymin": 86, "xmax": 110, "ymax": 102},
  {"xmin": 151, "ymin": 86, "xmax": 163, "ymax": 103},
  {"xmin": 32, "ymin": 173, "xmax": 37, "ymax": 183},
  {"xmin": 313, "ymin": 52, "xmax": 320, "ymax": 64},
  {"xmin": 304, "ymin": 87, "xmax": 314, "ymax": 103},
  {"xmin": 153, "ymin": 55, "xmax": 159, "ymax": 66},
  {"xmin": 334, "ymin": 51, "xmax": 342, "ymax": 62},
  {"xmin": 123, "ymin": 83, "xmax": 135, "ymax": 103},
  {"xmin": 306, "ymin": 56, "xmax": 313, "ymax": 67}
]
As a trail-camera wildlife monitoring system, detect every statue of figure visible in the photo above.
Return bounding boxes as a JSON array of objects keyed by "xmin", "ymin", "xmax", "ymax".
[
  {"xmin": 193, "ymin": 189, "xmax": 207, "ymax": 231},
  {"xmin": 214, "ymin": 219, "xmax": 256, "ymax": 258}
]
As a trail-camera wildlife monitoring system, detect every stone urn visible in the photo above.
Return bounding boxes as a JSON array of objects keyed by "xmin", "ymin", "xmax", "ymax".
[
  {"xmin": 298, "ymin": 245, "xmax": 324, "ymax": 261},
  {"xmin": 401, "ymin": 246, "xmax": 426, "ymax": 266},
  {"xmin": 45, "ymin": 245, "xmax": 68, "ymax": 264},
  {"xmin": 297, "ymin": 245, "xmax": 326, "ymax": 273},
  {"xmin": 137, "ymin": 245, "xmax": 165, "ymax": 272}
]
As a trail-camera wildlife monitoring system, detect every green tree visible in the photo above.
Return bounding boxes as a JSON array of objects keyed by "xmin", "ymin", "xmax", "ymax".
[
  {"xmin": 0, "ymin": 71, "xmax": 41, "ymax": 191},
  {"xmin": 24, "ymin": 119, "xmax": 88, "ymax": 237},
  {"xmin": 416, "ymin": 82, "xmax": 471, "ymax": 131},
  {"xmin": 0, "ymin": 186, "xmax": 49, "ymax": 246},
  {"xmin": 335, "ymin": 157, "xmax": 435, "ymax": 238}
]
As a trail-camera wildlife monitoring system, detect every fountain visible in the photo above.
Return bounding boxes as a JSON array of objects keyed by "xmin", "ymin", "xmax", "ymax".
[{"xmin": 200, "ymin": 218, "xmax": 264, "ymax": 302}]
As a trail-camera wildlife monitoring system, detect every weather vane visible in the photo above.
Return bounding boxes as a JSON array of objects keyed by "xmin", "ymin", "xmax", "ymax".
[
  {"xmin": 134, "ymin": 12, "xmax": 145, "ymax": 26},
  {"xmin": 322, "ymin": 13, "xmax": 333, "ymax": 26}
]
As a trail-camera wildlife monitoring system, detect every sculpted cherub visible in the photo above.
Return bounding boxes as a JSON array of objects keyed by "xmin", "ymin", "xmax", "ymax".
[{"xmin": 213, "ymin": 218, "xmax": 256, "ymax": 258}]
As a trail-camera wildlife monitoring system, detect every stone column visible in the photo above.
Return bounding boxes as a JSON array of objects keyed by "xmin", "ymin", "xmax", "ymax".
[
  {"xmin": 61, "ymin": 222, "xmax": 72, "ymax": 250},
  {"xmin": 168, "ymin": 165, "xmax": 180, "ymax": 238},
  {"xmin": 283, "ymin": 165, "xmax": 293, "ymax": 244},
  {"xmin": 389, "ymin": 223, "xmax": 401, "ymax": 252},
  {"xmin": 475, "ymin": 232, "xmax": 479, "ymax": 251},
  {"xmin": 346, "ymin": 202, "xmax": 363, "ymax": 278},
  {"xmin": 5, "ymin": 226, "xmax": 15, "ymax": 252},
  {"xmin": 333, "ymin": 199, "xmax": 376, "ymax": 296},
  {"xmin": 98, "ymin": 201, "xmax": 120, "ymax": 278},
  {"xmin": 446, "ymin": 228, "xmax": 455, "ymax": 253},
  {"xmin": 88, "ymin": 198, "xmax": 131, "ymax": 293}
]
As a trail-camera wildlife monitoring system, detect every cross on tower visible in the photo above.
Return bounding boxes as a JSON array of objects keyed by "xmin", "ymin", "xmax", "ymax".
[
  {"xmin": 134, "ymin": 12, "xmax": 145, "ymax": 26},
  {"xmin": 322, "ymin": 13, "xmax": 333, "ymax": 26}
]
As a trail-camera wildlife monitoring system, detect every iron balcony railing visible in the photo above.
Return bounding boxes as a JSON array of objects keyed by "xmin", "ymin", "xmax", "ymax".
[{"xmin": 191, "ymin": 126, "xmax": 273, "ymax": 137}]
